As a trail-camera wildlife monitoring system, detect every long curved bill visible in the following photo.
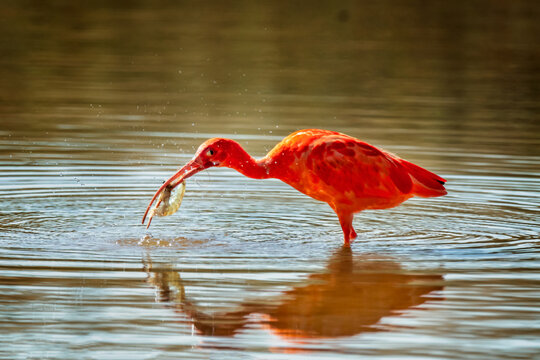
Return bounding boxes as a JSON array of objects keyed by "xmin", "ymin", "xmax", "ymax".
[{"xmin": 142, "ymin": 160, "xmax": 202, "ymax": 228}]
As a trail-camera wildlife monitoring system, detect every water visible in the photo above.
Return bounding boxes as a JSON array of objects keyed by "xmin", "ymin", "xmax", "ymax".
[{"xmin": 1, "ymin": 1, "xmax": 539, "ymax": 359}]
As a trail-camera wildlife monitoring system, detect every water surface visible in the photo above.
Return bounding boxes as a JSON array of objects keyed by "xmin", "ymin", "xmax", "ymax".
[{"xmin": 1, "ymin": 1, "xmax": 539, "ymax": 359}]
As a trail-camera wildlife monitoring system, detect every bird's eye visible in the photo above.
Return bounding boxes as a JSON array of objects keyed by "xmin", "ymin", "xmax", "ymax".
[{"xmin": 206, "ymin": 149, "xmax": 215, "ymax": 157}]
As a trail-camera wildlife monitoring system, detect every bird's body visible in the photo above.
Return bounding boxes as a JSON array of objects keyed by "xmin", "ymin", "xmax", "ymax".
[{"xmin": 143, "ymin": 129, "xmax": 446, "ymax": 245}]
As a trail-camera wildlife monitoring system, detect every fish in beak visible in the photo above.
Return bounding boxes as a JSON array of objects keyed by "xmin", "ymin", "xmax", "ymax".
[{"xmin": 142, "ymin": 159, "xmax": 204, "ymax": 228}]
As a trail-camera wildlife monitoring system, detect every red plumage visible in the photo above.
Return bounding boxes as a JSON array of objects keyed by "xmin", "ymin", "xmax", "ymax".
[{"xmin": 143, "ymin": 129, "xmax": 447, "ymax": 245}]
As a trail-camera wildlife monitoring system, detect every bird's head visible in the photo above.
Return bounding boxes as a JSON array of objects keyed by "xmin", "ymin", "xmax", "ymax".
[
  {"xmin": 142, "ymin": 138, "xmax": 241, "ymax": 224},
  {"xmin": 191, "ymin": 137, "xmax": 241, "ymax": 169}
]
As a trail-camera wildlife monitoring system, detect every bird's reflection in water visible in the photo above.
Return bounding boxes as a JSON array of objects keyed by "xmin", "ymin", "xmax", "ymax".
[{"xmin": 143, "ymin": 246, "xmax": 444, "ymax": 339}]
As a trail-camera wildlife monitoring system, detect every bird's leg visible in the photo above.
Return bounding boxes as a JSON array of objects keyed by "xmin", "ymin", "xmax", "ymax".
[
  {"xmin": 349, "ymin": 226, "xmax": 357, "ymax": 240},
  {"xmin": 337, "ymin": 211, "xmax": 354, "ymax": 246}
]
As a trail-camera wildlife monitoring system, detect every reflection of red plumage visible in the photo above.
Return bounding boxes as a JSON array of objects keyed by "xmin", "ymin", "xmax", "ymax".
[
  {"xmin": 143, "ymin": 246, "xmax": 444, "ymax": 339},
  {"xmin": 262, "ymin": 254, "xmax": 443, "ymax": 340},
  {"xmin": 143, "ymin": 129, "xmax": 447, "ymax": 244}
]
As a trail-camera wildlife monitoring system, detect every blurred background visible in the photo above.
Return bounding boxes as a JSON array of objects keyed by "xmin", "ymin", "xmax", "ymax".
[
  {"xmin": 0, "ymin": 1, "xmax": 539, "ymax": 359},
  {"xmin": 2, "ymin": 0, "xmax": 538, "ymax": 155}
]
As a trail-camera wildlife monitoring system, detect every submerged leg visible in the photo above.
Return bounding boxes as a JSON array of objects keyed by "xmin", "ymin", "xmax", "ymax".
[{"xmin": 337, "ymin": 211, "xmax": 355, "ymax": 246}]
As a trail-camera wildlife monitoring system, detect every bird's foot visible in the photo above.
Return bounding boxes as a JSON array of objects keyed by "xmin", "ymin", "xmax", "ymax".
[{"xmin": 343, "ymin": 234, "xmax": 357, "ymax": 247}]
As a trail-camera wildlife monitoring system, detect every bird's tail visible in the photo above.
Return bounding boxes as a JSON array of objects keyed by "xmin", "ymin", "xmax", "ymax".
[{"xmin": 400, "ymin": 159, "xmax": 447, "ymax": 197}]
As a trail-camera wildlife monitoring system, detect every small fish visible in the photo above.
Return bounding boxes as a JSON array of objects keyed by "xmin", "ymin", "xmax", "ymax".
[{"xmin": 146, "ymin": 180, "xmax": 186, "ymax": 228}]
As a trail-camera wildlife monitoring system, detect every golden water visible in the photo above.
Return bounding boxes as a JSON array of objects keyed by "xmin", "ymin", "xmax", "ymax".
[{"xmin": 1, "ymin": 1, "xmax": 539, "ymax": 359}]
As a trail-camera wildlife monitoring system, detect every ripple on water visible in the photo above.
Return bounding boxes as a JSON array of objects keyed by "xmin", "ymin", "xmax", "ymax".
[
  {"xmin": 1, "ymin": 150, "xmax": 539, "ymax": 359},
  {"xmin": 2, "ymin": 0, "xmax": 540, "ymax": 357}
]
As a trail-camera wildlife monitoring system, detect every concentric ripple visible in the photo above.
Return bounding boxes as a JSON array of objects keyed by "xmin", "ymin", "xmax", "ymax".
[{"xmin": 1, "ymin": 1, "xmax": 540, "ymax": 358}]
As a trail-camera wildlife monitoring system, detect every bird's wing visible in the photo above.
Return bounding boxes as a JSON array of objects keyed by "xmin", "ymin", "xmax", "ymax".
[{"xmin": 304, "ymin": 136, "xmax": 413, "ymax": 199}]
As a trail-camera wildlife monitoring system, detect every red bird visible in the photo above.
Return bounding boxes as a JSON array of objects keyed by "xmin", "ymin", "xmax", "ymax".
[{"xmin": 143, "ymin": 129, "xmax": 447, "ymax": 245}]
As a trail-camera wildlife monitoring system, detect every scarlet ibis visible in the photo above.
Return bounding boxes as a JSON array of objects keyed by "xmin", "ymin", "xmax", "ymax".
[{"xmin": 142, "ymin": 129, "xmax": 447, "ymax": 245}]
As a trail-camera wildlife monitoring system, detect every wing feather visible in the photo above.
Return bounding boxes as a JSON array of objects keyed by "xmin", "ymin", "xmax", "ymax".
[{"xmin": 305, "ymin": 136, "xmax": 413, "ymax": 199}]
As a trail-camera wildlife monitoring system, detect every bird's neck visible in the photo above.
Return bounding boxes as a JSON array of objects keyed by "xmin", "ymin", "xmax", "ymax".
[{"xmin": 226, "ymin": 145, "xmax": 271, "ymax": 180}]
